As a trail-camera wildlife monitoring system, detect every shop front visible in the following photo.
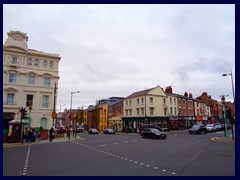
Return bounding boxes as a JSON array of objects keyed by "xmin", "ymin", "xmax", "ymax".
[{"xmin": 122, "ymin": 116, "xmax": 169, "ymax": 132}]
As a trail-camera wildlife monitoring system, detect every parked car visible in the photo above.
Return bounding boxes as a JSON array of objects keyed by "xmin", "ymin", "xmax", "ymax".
[
  {"xmin": 141, "ymin": 128, "xmax": 167, "ymax": 140},
  {"xmin": 88, "ymin": 128, "xmax": 99, "ymax": 134},
  {"xmin": 103, "ymin": 128, "xmax": 115, "ymax": 134},
  {"xmin": 56, "ymin": 125, "xmax": 66, "ymax": 133},
  {"xmin": 206, "ymin": 124, "xmax": 217, "ymax": 132},
  {"xmin": 215, "ymin": 124, "xmax": 224, "ymax": 131},
  {"xmin": 76, "ymin": 125, "xmax": 84, "ymax": 133},
  {"xmin": 189, "ymin": 124, "xmax": 207, "ymax": 134}
]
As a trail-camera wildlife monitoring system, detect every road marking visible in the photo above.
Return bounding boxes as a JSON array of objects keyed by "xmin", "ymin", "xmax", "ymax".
[
  {"xmin": 112, "ymin": 142, "xmax": 119, "ymax": 145},
  {"xmin": 72, "ymin": 141, "xmax": 178, "ymax": 176},
  {"xmin": 20, "ymin": 144, "xmax": 31, "ymax": 176},
  {"xmin": 99, "ymin": 144, "xmax": 107, "ymax": 147},
  {"xmin": 132, "ymin": 140, "xmax": 138, "ymax": 142},
  {"xmin": 122, "ymin": 141, "xmax": 129, "ymax": 143},
  {"xmin": 192, "ymin": 150, "xmax": 203, "ymax": 161}
]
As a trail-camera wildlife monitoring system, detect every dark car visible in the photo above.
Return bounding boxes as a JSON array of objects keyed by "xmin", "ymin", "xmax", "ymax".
[
  {"xmin": 88, "ymin": 128, "xmax": 99, "ymax": 134},
  {"xmin": 141, "ymin": 128, "xmax": 167, "ymax": 140},
  {"xmin": 141, "ymin": 125, "xmax": 164, "ymax": 133},
  {"xmin": 103, "ymin": 128, "xmax": 115, "ymax": 134},
  {"xmin": 189, "ymin": 124, "xmax": 207, "ymax": 134}
]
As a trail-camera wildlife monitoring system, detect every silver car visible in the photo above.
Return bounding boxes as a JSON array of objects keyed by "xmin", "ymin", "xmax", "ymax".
[{"xmin": 206, "ymin": 124, "xmax": 216, "ymax": 132}]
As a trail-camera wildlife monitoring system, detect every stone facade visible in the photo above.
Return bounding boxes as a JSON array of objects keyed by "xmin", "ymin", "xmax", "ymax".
[{"xmin": 3, "ymin": 30, "xmax": 61, "ymax": 131}]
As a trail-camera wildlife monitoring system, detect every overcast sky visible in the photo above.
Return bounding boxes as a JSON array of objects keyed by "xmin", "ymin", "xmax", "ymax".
[{"xmin": 3, "ymin": 4, "xmax": 235, "ymax": 111}]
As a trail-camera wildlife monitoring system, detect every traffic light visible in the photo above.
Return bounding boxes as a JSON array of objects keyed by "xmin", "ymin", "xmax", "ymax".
[{"xmin": 20, "ymin": 107, "xmax": 28, "ymax": 119}]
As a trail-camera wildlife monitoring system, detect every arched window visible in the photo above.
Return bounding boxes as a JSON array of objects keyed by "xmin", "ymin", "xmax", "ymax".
[
  {"xmin": 43, "ymin": 60, "xmax": 48, "ymax": 68},
  {"xmin": 40, "ymin": 118, "xmax": 47, "ymax": 129},
  {"xmin": 49, "ymin": 61, "xmax": 53, "ymax": 69},
  {"xmin": 34, "ymin": 59, "xmax": 39, "ymax": 67},
  {"xmin": 28, "ymin": 58, "xmax": 33, "ymax": 66}
]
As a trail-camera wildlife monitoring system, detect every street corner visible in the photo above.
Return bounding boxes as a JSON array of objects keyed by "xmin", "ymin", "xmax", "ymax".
[
  {"xmin": 72, "ymin": 136, "xmax": 85, "ymax": 142},
  {"xmin": 3, "ymin": 143, "xmax": 29, "ymax": 148},
  {"xmin": 211, "ymin": 137, "xmax": 235, "ymax": 143}
]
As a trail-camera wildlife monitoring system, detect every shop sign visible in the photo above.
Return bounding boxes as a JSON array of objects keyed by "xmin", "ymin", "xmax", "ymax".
[
  {"xmin": 203, "ymin": 117, "xmax": 208, "ymax": 121},
  {"xmin": 197, "ymin": 116, "xmax": 203, "ymax": 121}
]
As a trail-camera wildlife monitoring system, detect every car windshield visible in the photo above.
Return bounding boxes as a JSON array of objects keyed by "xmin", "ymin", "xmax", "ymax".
[
  {"xmin": 206, "ymin": 124, "xmax": 213, "ymax": 127},
  {"xmin": 192, "ymin": 125, "xmax": 200, "ymax": 129},
  {"xmin": 150, "ymin": 129, "xmax": 160, "ymax": 133}
]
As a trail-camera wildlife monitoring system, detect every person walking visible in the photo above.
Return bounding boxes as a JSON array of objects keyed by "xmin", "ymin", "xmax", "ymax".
[
  {"xmin": 67, "ymin": 127, "xmax": 70, "ymax": 140},
  {"xmin": 35, "ymin": 131, "xmax": 41, "ymax": 143},
  {"xmin": 27, "ymin": 128, "xmax": 32, "ymax": 144},
  {"xmin": 49, "ymin": 127, "xmax": 54, "ymax": 142},
  {"xmin": 31, "ymin": 129, "xmax": 36, "ymax": 143}
]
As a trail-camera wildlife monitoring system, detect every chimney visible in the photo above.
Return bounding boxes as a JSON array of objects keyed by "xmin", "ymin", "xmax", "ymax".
[
  {"xmin": 184, "ymin": 92, "xmax": 188, "ymax": 97},
  {"xmin": 189, "ymin": 93, "xmax": 193, "ymax": 98},
  {"xmin": 165, "ymin": 86, "xmax": 172, "ymax": 94}
]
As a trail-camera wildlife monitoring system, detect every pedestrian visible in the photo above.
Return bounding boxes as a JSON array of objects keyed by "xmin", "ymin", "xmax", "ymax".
[
  {"xmin": 27, "ymin": 128, "xmax": 32, "ymax": 144},
  {"xmin": 35, "ymin": 131, "xmax": 41, "ymax": 143},
  {"xmin": 67, "ymin": 127, "xmax": 70, "ymax": 140},
  {"xmin": 31, "ymin": 129, "xmax": 36, "ymax": 143},
  {"xmin": 49, "ymin": 127, "xmax": 54, "ymax": 142}
]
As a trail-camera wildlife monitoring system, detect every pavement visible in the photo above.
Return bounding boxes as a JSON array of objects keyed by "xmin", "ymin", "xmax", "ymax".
[
  {"xmin": 3, "ymin": 130, "xmax": 235, "ymax": 148},
  {"xmin": 3, "ymin": 134, "xmax": 84, "ymax": 148}
]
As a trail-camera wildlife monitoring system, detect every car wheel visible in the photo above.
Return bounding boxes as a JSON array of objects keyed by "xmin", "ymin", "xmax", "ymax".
[{"xmin": 189, "ymin": 132, "xmax": 192, "ymax": 134}]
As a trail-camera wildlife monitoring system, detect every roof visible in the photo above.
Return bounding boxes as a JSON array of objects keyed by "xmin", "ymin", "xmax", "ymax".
[{"xmin": 126, "ymin": 87, "xmax": 155, "ymax": 99}]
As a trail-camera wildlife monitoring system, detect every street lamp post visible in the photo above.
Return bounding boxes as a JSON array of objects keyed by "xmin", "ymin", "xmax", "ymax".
[
  {"xmin": 222, "ymin": 70, "xmax": 235, "ymax": 140},
  {"xmin": 70, "ymin": 91, "xmax": 80, "ymax": 138},
  {"xmin": 222, "ymin": 70, "xmax": 235, "ymax": 102}
]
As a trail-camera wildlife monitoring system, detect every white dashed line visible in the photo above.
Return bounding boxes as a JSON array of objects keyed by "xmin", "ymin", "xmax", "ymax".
[
  {"xmin": 21, "ymin": 144, "xmax": 31, "ymax": 176},
  {"xmin": 132, "ymin": 140, "xmax": 138, "ymax": 142},
  {"xmin": 99, "ymin": 144, "xmax": 107, "ymax": 147},
  {"xmin": 112, "ymin": 142, "xmax": 119, "ymax": 145},
  {"xmin": 72, "ymin": 141, "xmax": 178, "ymax": 176}
]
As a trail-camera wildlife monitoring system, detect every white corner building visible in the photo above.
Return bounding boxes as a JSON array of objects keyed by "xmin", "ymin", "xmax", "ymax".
[{"xmin": 3, "ymin": 30, "xmax": 61, "ymax": 130}]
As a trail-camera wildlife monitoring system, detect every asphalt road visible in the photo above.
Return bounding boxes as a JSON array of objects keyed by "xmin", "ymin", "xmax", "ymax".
[{"xmin": 3, "ymin": 130, "xmax": 235, "ymax": 176}]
